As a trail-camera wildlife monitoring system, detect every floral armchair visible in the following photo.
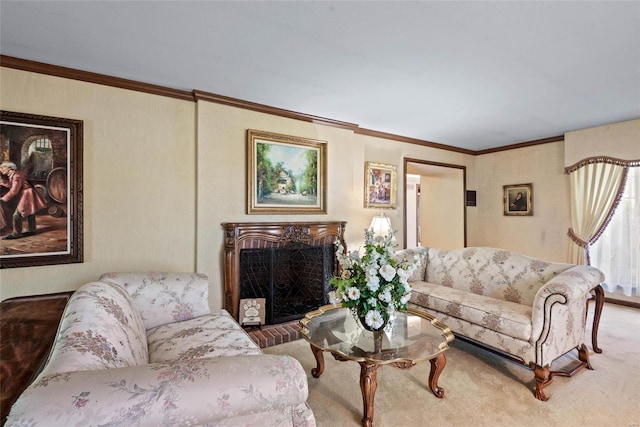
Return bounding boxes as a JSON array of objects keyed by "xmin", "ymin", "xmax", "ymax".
[{"xmin": 5, "ymin": 272, "xmax": 315, "ymax": 426}]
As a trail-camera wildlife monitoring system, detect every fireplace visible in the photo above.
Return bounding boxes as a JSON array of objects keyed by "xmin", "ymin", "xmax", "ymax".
[
  {"xmin": 240, "ymin": 243, "xmax": 335, "ymax": 324},
  {"xmin": 221, "ymin": 221, "xmax": 346, "ymax": 323}
]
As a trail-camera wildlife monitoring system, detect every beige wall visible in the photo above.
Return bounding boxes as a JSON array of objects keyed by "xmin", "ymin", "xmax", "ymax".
[
  {"xmin": 565, "ymin": 118, "xmax": 640, "ymax": 166},
  {"xmin": 420, "ymin": 169, "xmax": 465, "ymax": 249},
  {"xmin": 0, "ymin": 67, "xmax": 476, "ymax": 310},
  {"xmin": 473, "ymin": 141, "xmax": 571, "ymax": 263},
  {"xmin": 0, "ymin": 68, "xmax": 197, "ymax": 300},
  {"xmin": 195, "ymin": 101, "xmax": 476, "ymax": 310},
  {"xmin": 3, "ymin": 65, "xmax": 631, "ymax": 306}
]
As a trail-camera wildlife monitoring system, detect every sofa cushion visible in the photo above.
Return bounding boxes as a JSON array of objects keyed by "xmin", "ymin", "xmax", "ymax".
[
  {"xmin": 147, "ymin": 309, "xmax": 262, "ymax": 363},
  {"xmin": 410, "ymin": 280, "xmax": 532, "ymax": 341},
  {"xmin": 100, "ymin": 272, "xmax": 211, "ymax": 329},
  {"xmin": 40, "ymin": 282, "xmax": 148, "ymax": 376},
  {"xmin": 425, "ymin": 247, "xmax": 571, "ymax": 306}
]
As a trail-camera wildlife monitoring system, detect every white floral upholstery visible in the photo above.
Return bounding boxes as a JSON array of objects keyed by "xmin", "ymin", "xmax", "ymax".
[
  {"xmin": 99, "ymin": 272, "xmax": 211, "ymax": 329},
  {"xmin": 147, "ymin": 310, "xmax": 262, "ymax": 363},
  {"xmin": 6, "ymin": 273, "xmax": 315, "ymax": 427},
  {"xmin": 40, "ymin": 281, "xmax": 149, "ymax": 376},
  {"xmin": 399, "ymin": 247, "xmax": 604, "ymax": 376}
]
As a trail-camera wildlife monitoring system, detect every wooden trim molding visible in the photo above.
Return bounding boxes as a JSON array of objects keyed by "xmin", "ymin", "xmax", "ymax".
[
  {"xmin": 474, "ymin": 135, "xmax": 565, "ymax": 155},
  {"xmin": 1, "ymin": 55, "xmax": 193, "ymax": 101},
  {"xmin": 221, "ymin": 221, "xmax": 346, "ymax": 321},
  {"xmin": 355, "ymin": 127, "xmax": 475, "ymax": 155},
  {"xmin": 193, "ymin": 90, "xmax": 359, "ymax": 131},
  {"xmin": 2, "ymin": 55, "xmax": 567, "ymax": 155}
]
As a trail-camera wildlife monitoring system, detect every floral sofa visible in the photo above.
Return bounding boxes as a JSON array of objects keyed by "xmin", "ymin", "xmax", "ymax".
[
  {"xmin": 397, "ymin": 247, "xmax": 604, "ymax": 401},
  {"xmin": 5, "ymin": 272, "xmax": 315, "ymax": 426}
]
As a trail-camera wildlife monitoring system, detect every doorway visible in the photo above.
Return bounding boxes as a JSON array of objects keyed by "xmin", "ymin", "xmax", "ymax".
[{"xmin": 404, "ymin": 158, "xmax": 466, "ymax": 249}]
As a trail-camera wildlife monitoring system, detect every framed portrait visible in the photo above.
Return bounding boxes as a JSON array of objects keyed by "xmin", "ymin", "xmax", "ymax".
[
  {"xmin": 247, "ymin": 129, "xmax": 327, "ymax": 214},
  {"xmin": 1, "ymin": 111, "xmax": 83, "ymax": 268},
  {"xmin": 503, "ymin": 183, "xmax": 533, "ymax": 216},
  {"xmin": 364, "ymin": 162, "xmax": 397, "ymax": 209}
]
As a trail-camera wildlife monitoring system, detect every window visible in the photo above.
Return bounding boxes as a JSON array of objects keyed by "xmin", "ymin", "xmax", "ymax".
[{"xmin": 591, "ymin": 167, "xmax": 639, "ymax": 297}]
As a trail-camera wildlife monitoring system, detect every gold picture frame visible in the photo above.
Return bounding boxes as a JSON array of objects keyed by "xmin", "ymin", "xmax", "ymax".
[
  {"xmin": 503, "ymin": 183, "xmax": 533, "ymax": 216},
  {"xmin": 247, "ymin": 129, "xmax": 327, "ymax": 214},
  {"xmin": 364, "ymin": 162, "xmax": 397, "ymax": 209}
]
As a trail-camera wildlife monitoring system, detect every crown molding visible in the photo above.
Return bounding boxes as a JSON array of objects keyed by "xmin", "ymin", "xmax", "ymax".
[
  {"xmin": 2, "ymin": 55, "xmax": 563, "ymax": 155},
  {"xmin": 192, "ymin": 90, "xmax": 358, "ymax": 131},
  {"xmin": 474, "ymin": 135, "xmax": 564, "ymax": 155},
  {"xmin": 0, "ymin": 55, "xmax": 193, "ymax": 101},
  {"xmin": 355, "ymin": 127, "xmax": 475, "ymax": 155}
]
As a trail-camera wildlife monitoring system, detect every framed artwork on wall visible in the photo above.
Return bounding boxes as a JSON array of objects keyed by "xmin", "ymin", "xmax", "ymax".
[
  {"xmin": 0, "ymin": 110, "xmax": 83, "ymax": 268},
  {"xmin": 503, "ymin": 183, "xmax": 533, "ymax": 216},
  {"xmin": 364, "ymin": 161, "xmax": 397, "ymax": 209},
  {"xmin": 247, "ymin": 129, "xmax": 327, "ymax": 214}
]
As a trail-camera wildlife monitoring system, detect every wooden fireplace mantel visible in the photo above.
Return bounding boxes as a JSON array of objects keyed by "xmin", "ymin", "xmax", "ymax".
[{"xmin": 221, "ymin": 221, "xmax": 347, "ymax": 321}]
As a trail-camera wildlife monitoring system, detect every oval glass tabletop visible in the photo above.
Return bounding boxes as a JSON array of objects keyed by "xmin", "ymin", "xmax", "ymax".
[{"xmin": 299, "ymin": 305, "xmax": 454, "ymax": 365}]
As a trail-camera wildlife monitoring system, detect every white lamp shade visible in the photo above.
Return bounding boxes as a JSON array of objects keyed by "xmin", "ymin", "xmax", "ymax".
[{"xmin": 369, "ymin": 214, "xmax": 392, "ymax": 238}]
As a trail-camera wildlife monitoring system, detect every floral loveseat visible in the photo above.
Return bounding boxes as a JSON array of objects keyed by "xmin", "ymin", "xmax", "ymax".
[
  {"xmin": 396, "ymin": 247, "xmax": 604, "ymax": 401},
  {"xmin": 5, "ymin": 272, "xmax": 315, "ymax": 426}
]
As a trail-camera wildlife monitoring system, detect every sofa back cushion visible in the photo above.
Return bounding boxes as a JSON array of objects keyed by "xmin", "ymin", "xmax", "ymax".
[
  {"xmin": 394, "ymin": 247, "xmax": 428, "ymax": 281},
  {"xmin": 425, "ymin": 247, "xmax": 572, "ymax": 305},
  {"xmin": 99, "ymin": 272, "xmax": 211, "ymax": 330},
  {"xmin": 40, "ymin": 282, "xmax": 148, "ymax": 376}
]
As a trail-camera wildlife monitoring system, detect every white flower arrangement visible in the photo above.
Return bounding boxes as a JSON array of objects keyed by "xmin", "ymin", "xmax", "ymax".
[{"xmin": 328, "ymin": 228, "xmax": 421, "ymax": 330}]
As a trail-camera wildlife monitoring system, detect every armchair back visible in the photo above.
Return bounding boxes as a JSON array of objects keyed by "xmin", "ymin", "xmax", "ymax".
[{"xmin": 99, "ymin": 272, "xmax": 211, "ymax": 330}]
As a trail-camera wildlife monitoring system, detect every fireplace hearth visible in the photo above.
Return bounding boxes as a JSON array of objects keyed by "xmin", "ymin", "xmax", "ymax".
[{"xmin": 222, "ymin": 221, "xmax": 346, "ymax": 324}]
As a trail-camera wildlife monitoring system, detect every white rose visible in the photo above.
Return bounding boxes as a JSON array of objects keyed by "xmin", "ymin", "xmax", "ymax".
[{"xmin": 379, "ymin": 264, "xmax": 396, "ymax": 282}]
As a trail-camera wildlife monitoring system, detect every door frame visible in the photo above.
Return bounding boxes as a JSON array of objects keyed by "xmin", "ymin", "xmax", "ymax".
[{"xmin": 403, "ymin": 157, "xmax": 467, "ymax": 249}]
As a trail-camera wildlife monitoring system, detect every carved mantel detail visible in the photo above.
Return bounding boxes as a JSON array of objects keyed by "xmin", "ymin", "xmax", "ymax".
[{"xmin": 221, "ymin": 221, "xmax": 347, "ymax": 321}]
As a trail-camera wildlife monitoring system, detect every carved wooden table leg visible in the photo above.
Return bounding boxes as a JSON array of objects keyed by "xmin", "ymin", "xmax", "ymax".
[
  {"xmin": 591, "ymin": 284, "xmax": 604, "ymax": 353},
  {"xmin": 428, "ymin": 353, "xmax": 447, "ymax": 398},
  {"xmin": 310, "ymin": 344, "xmax": 325, "ymax": 378},
  {"xmin": 359, "ymin": 361, "xmax": 380, "ymax": 427}
]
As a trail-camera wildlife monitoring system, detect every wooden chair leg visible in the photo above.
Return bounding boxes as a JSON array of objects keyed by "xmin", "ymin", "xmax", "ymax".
[{"xmin": 530, "ymin": 363, "xmax": 552, "ymax": 401}]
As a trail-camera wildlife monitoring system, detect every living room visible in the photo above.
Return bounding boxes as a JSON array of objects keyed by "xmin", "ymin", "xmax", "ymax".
[{"xmin": 1, "ymin": 2, "xmax": 639, "ymax": 426}]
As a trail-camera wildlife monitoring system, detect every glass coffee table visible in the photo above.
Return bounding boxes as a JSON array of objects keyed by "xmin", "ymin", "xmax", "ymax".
[{"xmin": 299, "ymin": 304, "xmax": 454, "ymax": 427}]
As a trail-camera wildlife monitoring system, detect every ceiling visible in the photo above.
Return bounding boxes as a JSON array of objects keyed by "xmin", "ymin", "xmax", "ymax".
[{"xmin": 1, "ymin": 1, "xmax": 639, "ymax": 151}]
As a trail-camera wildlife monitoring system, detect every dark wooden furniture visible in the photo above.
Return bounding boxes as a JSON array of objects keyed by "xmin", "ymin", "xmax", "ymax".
[
  {"xmin": 1, "ymin": 292, "xmax": 71, "ymax": 425},
  {"xmin": 221, "ymin": 221, "xmax": 346, "ymax": 321},
  {"xmin": 300, "ymin": 305, "xmax": 454, "ymax": 427}
]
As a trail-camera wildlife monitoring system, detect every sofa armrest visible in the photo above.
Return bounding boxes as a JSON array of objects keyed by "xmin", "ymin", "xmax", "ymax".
[
  {"xmin": 6, "ymin": 355, "xmax": 309, "ymax": 426},
  {"xmin": 530, "ymin": 265, "xmax": 604, "ymax": 358}
]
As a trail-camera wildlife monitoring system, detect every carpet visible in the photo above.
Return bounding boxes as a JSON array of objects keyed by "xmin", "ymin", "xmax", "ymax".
[{"xmin": 265, "ymin": 303, "xmax": 640, "ymax": 427}]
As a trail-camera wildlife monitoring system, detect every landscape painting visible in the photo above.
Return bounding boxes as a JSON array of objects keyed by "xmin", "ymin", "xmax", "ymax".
[{"xmin": 247, "ymin": 130, "xmax": 326, "ymax": 214}]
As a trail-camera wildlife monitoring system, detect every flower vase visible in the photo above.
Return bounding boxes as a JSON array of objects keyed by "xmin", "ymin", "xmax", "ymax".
[{"xmin": 373, "ymin": 330, "xmax": 384, "ymax": 354}]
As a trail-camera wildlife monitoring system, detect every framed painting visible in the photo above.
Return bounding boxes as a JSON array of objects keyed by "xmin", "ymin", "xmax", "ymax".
[
  {"xmin": 247, "ymin": 129, "xmax": 327, "ymax": 214},
  {"xmin": 364, "ymin": 162, "xmax": 397, "ymax": 209},
  {"xmin": 1, "ymin": 111, "xmax": 83, "ymax": 268},
  {"xmin": 503, "ymin": 183, "xmax": 533, "ymax": 216}
]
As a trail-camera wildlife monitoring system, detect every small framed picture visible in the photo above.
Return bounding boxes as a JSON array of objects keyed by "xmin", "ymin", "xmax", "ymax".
[
  {"xmin": 239, "ymin": 298, "xmax": 266, "ymax": 326},
  {"xmin": 364, "ymin": 162, "xmax": 397, "ymax": 209},
  {"xmin": 503, "ymin": 183, "xmax": 533, "ymax": 216}
]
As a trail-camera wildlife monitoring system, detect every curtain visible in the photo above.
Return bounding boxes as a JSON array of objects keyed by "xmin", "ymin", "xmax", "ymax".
[
  {"xmin": 567, "ymin": 161, "xmax": 627, "ymax": 265},
  {"xmin": 590, "ymin": 167, "xmax": 640, "ymax": 296}
]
